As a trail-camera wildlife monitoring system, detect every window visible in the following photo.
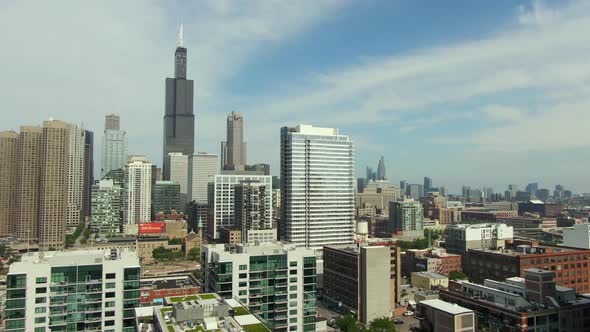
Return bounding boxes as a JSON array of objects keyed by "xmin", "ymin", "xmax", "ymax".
[
  {"xmin": 35, "ymin": 307, "xmax": 46, "ymax": 314},
  {"xmin": 105, "ymin": 320, "xmax": 115, "ymax": 326},
  {"xmin": 290, "ymin": 286, "xmax": 297, "ymax": 291},
  {"xmin": 239, "ymin": 265, "xmax": 247, "ymax": 271},
  {"xmin": 36, "ymin": 277, "xmax": 47, "ymax": 284},
  {"xmin": 106, "ymin": 301, "xmax": 116, "ymax": 307},
  {"xmin": 106, "ymin": 282, "xmax": 116, "ymax": 289},
  {"xmin": 106, "ymin": 311, "xmax": 115, "ymax": 317},
  {"xmin": 35, "ymin": 317, "xmax": 46, "ymax": 324},
  {"xmin": 35, "ymin": 287, "xmax": 47, "ymax": 294},
  {"xmin": 106, "ymin": 291, "xmax": 116, "ymax": 298},
  {"xmin": 35, "ymin": 297, "xmax": 46, "ymax": 304},
  {"xmin": 290, "ymin": 277, "xmax": 297, "ymax": 283},
  {"xmin": 106, "ymin": 273, "xmax": 116, "ymax": 279},
  {"xmin": 34, "ymin": 328, "xmax": 46, "ymax": 332},
  {"xmin": 290, "ymin": 261, "xmax": 298, "ymax": 267},
  {"xmin": 290, "ymin": 309, "xmax": 297, "ymax": 315},
  {"xmin": 290, "ymin": 294, "xmax": 297, "ymax": 299}
]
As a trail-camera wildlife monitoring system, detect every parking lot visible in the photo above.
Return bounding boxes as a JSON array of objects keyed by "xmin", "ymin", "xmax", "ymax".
[{"xmin": 392, "ymin": 314, "xmax": 420, "ymax": 332}]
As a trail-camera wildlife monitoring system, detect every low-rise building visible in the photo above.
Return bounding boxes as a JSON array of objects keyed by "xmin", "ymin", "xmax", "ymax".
[
  {"xmin": 219, "ymin": 227, "xmax": 241, "ymax": 244},
  {"xmin": 150, "ymin": 293, "xmax": 271, "ymax": 332},
  {"xmin": 416, "ymin": 299, "xmax": 474, "ymax": 332},
  {"xmin": 140, "ymin": 274, "xmax": 201, "ymax": 305},
  {"xmin": 498, "ymin": 215, "xmax": 557, "ymax": 229},
  {"xmin": 411, "ymin": 271, "xmax": 449, "ymax": 290},
  {"xmin": 440, "ymin": 269, "xmax": 590, "ymax": 332},
  {"xmin": 445, "ymin": 223, "xmax": 513, "ymax": 256},
  {"xmin": 563, "ymin": 223, "xmax": 590, "ymax": 249},
  {"xmin": 518, "ymin": 200, "xmax": 564, "ymax": 217}
]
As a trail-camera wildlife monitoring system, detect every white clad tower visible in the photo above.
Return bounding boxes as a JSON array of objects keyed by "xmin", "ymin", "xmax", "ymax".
[
  {"xmin": 124, "ymin": 156, "xmax": 152, "ymax": 224},
  {"xmin": 280, "ymin": 124, "xmax": 354, "ymax": 247}
]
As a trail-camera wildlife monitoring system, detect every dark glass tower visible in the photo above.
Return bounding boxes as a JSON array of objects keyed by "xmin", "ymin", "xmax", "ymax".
[{"xmin": 163, "ymin": 25, "xmax": 194, "ymax": 180}]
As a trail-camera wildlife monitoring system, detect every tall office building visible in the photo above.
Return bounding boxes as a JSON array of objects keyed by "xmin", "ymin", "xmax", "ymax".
[
  {"xmin": 406, "ymin": 183, "xmax": 424, "ymax": 200},
  {"xmin": 90, "ymin": 179, "xmax": 124, "ymax": 234},
  {"xmin": 221, "ymin": 111, "xmax": 247, "ymax": 171},
  {"xmin": 389, "ymin": 199, "xmax": 424, "ymax": 240},
  {"xmin": 0, "ymin": 131, "xmax": 19, "ymax": 236},
  {"xmin": 526, "ymin": 182, "xmax": 539, "ymax": 195},
  {"xmin": 15, "ymin": 126, "xmax": 43, "ymax": 241},
  {"xmin": 39, "ymin": 120, "xmax": 69, "ymax": 250},
  {"xmin": 203, "ymin": 242, "xmax": 317, "ymax": 332},
  {"xmin": 366, "ymin": 166, "xmax": 376, "ymax": 182},
  {"xmin": 280, "ymin": 124, "xmax": 354, "ymax": 247},
  {"xmin": 152, "ymin": 181, "xmax": 181, "ymax": 215},
  {"xmin": 234, "ymin": 181, "xmax": 275, "ymax": 243},
  {"xmin": 168, "ymin": 152, "xmax": 188, "ymax": 208},
  {"xmin": 124, "ymin": 156, "xmax": 152, "ymax": 224},
  {"xmin": 5, "ymin": 249, "xmax": 140, "ymax": 332},
  {"xmin": 188, "ymin": 152, "xmax": 218, "ymax": 203},
  {"xmin": 377, "ymin": 156, "xmax": 386, "ymax": 180},
  {"xmin": 66, "ymin": 124, "xmax": 85, "ymax": 228},
  {"xmin": 101, "ymin": 114, "xmax": 127, "ymax": 177},
  {"xmin": 424, "ymin": 176, "xmax": 432, "ymax": 192},
  {"xmin": 82, "ymin": 130, "xmax": 94, "ymax": 217},
  {"xmin": 208, "ymin": 173, "xmax": 272, "ymax": 239},
  {"xmin": 163, "ymin": 25, "xmax": 195, "ymax": 180}
]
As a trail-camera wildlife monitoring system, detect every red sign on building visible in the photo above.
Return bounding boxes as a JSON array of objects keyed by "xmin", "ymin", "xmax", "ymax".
[{"xmin": 139, "ymin": 222, "xmax": 166, "ymax": 234}]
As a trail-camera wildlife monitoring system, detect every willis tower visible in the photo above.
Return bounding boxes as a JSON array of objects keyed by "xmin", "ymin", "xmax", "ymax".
[{"xmin": 163, "ymin": 25, "xmax": 195, "ymax": 180}]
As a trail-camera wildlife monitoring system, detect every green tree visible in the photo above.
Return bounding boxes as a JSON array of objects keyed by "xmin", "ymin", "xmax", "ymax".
[
  {"xmin": 368, "ymin": 317, "xmax": 397, "ymax": 332},
  {"xmin": 188, "ymin": 247, "xmax": 200, "ymax": 261},
  {"xmin": 336, "ymin": 315, "xmax": 362, "ymax": 332},
  {"xmin": 168, "ymin": 238, "xmax": 183, "ymax": 245},
  {"xmin": 448, "ymin": 270, "xmax": 467, "ymax": 280}
]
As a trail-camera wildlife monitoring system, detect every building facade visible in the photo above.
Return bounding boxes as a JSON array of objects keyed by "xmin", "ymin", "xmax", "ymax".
[
  {"xmin": 280, "ymin": 124, "xmax": 354, "ymax": 247},
  {"xmin": 39, "ymin": 120, "xmax": 69, "ymax": 250},
  {"xmin": 82, "ymin": 130, "xmax": 94, "ymax": 217},
  {"xmin": 563, "ymin": 223, "xmax": 590, "ymax": 249},
  {"xmin": 208, "ymin": 173, "xmax": 272, "ymax": 239},
  {"xmin": 124, "ymin": 156, "xmax": 152, "ymax": 225},
  {"xmin": 389, "ymin": 199, "xmax": 424, "ymax": 240},
  {"xmin": 90, "ymin": 179, "xmax": 124, "ymax": 234},
  {"xmin": 222, "ymin": 111, "xmax": 247, "ymax": 171},
  {"xmin": 188, "ymin": 152, "xmax": 218, "ymax": 203},
  {"xmin": 234, "ymin": 181, "xmax": 273, "ymax": 243},
  {"xmin": 445, "ymin": 223, "xmax": 514, "ymax": 256},
  {"xmin": 168, "ymin": 152, "xmax": 188, "ymax": 208},
  {"xmin": 417, "ymin": 299, "xmax": 475, "ymax": 332},
  {"xmin": 0, "ymin": 131, "xmax": 19, "ymax": 236},
  {"xmin": 151, "ymin": 181, "xmax": 181, "ymax": 216},
  {"xmin": 5, "ymin": 249, "xmax": 140, "ymax": 332},
  {"xmin": 203, "ymin": 242, "xmax": 317, "ymax": 332},
  {"xmin": 163, "ymin": 26, "xmax": 195, "ymax": 180},
  {"xmin": 101, "ymin": 114, "xmax": 127, "ymax": 178},
  {"xmin": 66, "ymin": 123, "xmax": 85, "ymax": 229}
]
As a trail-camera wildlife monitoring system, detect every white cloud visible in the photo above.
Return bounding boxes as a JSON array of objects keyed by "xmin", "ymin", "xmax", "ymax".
[{"xmin": 480, "ymin": 105, "xmax": 525, "ymax": 123}]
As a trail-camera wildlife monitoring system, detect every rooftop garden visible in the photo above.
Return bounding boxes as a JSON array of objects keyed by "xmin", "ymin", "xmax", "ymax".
[
  {"xmin": 170, "ymin": 295, "xmax": 198, "ymax": 302},
  {"xmin": 243, "ymin": 323, "xmax": 271, "ymax": 332},
  {"xmin": 198, "ymin": 293, "xmax": 216, "ymax": 300},
  {"xmin": 233, "ymin": 306, "xmax": 249, "ymax": 316}
]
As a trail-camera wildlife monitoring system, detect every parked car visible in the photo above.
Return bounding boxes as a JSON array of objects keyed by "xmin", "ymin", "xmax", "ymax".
[
  {"xmin": 393, "ymin": 318, "xmax": 404, "ymax": 325},
  {"xmin": 403, "ymin": 311, "xmax": 414, "ymax": 316}
]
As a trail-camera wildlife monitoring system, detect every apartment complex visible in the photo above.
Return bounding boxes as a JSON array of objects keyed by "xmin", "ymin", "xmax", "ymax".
[
  {"xmin": 152, "ymin": 181, "xmax": 181, "ymax": 216},
  {"xmin": 5, "ymin": 249, "xmax": 140, "ymax": 332},
  {"xmin": 188, "ymin": 152, "xmax": 219, "ymax": 203},
  {"xmin": 207, "ymin": 172, "xmax": 272, "ymax": 239},
  {"xmin": 234, "ymin": 181, "xmax": 274, "ymax": 243},
  {"xmin": 203, "ymin": 242, "xmax": 317, "ymax": 332},
  {"xmin": 65, "ymin": 123, "xmax": 85, "ymax": 229},
  {"xmin": 0, "ymin": 131, "xmax": 19, "ymax": 236},
  {"xmin": 280, "ymin": 124, "xmax": 355, "ymax": 247},
  {"xmin": 124, "ymin": 156, "xmax": 152, "ymax": 225},
  {"xmin": 90, "ymin": 179, "xmax": 124, "ymax": 234},
  {"xmin": 389, "ymin": 199, "xmax": 424, "ymax": 240},
  {"xmin": 445, "ymin": 223, "xmax": 514, "ymax": 256}
]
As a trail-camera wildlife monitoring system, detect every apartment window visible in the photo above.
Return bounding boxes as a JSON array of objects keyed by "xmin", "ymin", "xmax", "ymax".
[
  {"xmin": 106, "ymin": 273, "xmax": 116, "ymax": 279},
  {"xmin": 35, "ymin": 287, "xmax": 47, "ymax": 294},
  {"xmin": 35, "ymin": 317, "xmax": 46, "ymax": 324},
  {"xmin": 35, "ymin": 297, "xmax": 46, "ymax": 304},
  {"xmin": 106, "ymin": 292, "xmax": 116, "ymax": 298},
  {"xmin": 106, "ymin": 301, "xmax": 115, "ymax": 307},
  {"xmin": 35, "ymin": 307, "xmax": 46, "ymax": 314},
  {"xmin": 106, "ymin": 282, "xmax": 116, "ymax": 289},
  {"xmin": 36, "ymin": 277, "xmax": 47, "ymax": 284},
  {"xmin": 106, "ymin": 311, "xmax": 115, "ymax": 317},
  {"xmin": 290, "ymin": 286, "xmax": 297, "ymax": 291},
  {"xmin": 239, "ymin": 265, "xmax": 247, "ymax": 271}
]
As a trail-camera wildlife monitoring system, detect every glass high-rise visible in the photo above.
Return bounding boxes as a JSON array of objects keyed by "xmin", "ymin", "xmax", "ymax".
[{"xmin": 280, "ymin": 124, "xmax": 354, "ymax": 247}]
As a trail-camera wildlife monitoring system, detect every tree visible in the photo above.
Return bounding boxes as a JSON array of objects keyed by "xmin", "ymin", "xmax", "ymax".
[
  {"xmin": 368, "ymin": 317, "xmax": 397, "ymax": 332},
  {"xmin": 449, "ymin": 270, "xmax": 467, "ymax": 281},
  {"xmin": 188, "ymin": 247, "xmax": 200, "ymax": 261},
  {"xmin": 168, "ymin": 238, "xmax": 182, "ymax": 245},
  {"xmin": 336, "ymin": 315, "xmax": 362, "ymax": 332}
]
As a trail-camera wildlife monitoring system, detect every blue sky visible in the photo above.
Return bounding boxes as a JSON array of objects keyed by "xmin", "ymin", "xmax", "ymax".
[{"xmin": 1, "ymin": 0, "xmax": 590, "ymax": 194}]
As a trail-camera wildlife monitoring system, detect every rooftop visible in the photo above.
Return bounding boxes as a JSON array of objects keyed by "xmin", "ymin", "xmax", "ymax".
[
  {"xmin": 420, "ymin": 299, "xmax": 473, "ymax": 315},
  {"xmin": 140, "ymin": 275, "xmax": 198, "ymax": 290},
  {"xmin": 10, "ymin": 248, "xmax": 139, "ymax": 270},
  {"xmin": 413, "ymin": 271, "xmax": 447, "ymax": 280}
]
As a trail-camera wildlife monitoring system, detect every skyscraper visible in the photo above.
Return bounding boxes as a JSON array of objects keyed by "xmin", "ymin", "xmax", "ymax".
[
  {"xmin": 0, "ymin": 131, "xmax": 19, "ymax": 236},
  {"xmin": 152, "ymin": 180, "xmax": 181, "ymax": 215},
  {"xmin": 124, "ymin": 156, "xmax": 152, "ymax": 225},
  {"xmin": 82, "ymin": 130, "xmax": 94, "ymax": 217},
  {"xmin": 188, "ymin": 152, "xmax": 218, "ymax": 203},
  {"xmin": 101, "ymin": 114, "xmax": 127, "ymax": 178},
  {"xmin": 234, "ymin": 181, "xmax": 274, "ymax": 243},
  {"xmin": 280, "ymin": 124, "xmax": 354, "ymax": 247},
  {"xmin": 39, "ymin": 119, "xmax": 69, "ymax": 250},
  {"xmin": 221, "ymin": 111, "xmax": 247, "ymax": 171},
  {"xmin": 377, "ymin": 156, "xmax": 386, "ymax": 180},
  {"xmin": 163, "ymin": 25, "xmax": 195, "ymax": 179},
  {"xmin": 168, "ymin": 152, "xmax": 188, "ymax": 208},
  {"xmin": 424, "ymin": 176, "xmax": 432, "ymax": 192},
  {"xmin": 15, "ymin": 126, "xmax": 42, "ymax": 241},
  {"xmin": 66, "ymin": 123, "xmax": 85, "ymax": 229}
]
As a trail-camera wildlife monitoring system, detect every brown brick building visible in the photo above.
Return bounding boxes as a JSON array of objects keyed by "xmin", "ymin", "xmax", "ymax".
[{"xmin": 465, "ymin": 245, "xmax": 590, "ymax": 293}]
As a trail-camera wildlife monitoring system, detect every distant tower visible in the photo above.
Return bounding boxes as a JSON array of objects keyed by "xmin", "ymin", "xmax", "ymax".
[
  {"xmin": 222, "ymin": 112, "xmax": 247, "ymax": 171},
  {"xmin": 0, "ymin": 131, "xmax": 19, "ymax": 236},
  {"xmin": 101, "ymin": 114, "xmax": 127, "ymax": 178},
  {"xmin": 377, "ymin": 156, "xmax": 386, "ymax": 180},
  {"xmin": 163, "ymin": 24, "xmax": 195, "ymax": 180},
  {"xmin": 124, "ymin": 156, "xmax": 152, "ymax": 224}
]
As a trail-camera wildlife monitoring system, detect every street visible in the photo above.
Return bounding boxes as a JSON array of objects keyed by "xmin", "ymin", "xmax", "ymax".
[{"xmin": 393, "ymin": 315, "xmax": 419, "ymax": 332}]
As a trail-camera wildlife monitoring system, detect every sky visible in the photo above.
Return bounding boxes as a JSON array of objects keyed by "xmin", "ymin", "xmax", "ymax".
[{"xmin": 1, "ymin": 0, "xmax": 590, "ymax": 194}]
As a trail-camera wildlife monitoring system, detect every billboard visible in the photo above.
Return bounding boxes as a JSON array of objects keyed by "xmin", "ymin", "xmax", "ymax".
[{"xmin": 139, "ymin": 222, "xmax": 166, "ymax": 234}]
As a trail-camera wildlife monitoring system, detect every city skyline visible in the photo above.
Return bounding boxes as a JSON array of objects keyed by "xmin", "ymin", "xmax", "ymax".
[{"xmin": 2, "ymin": 1, "xmax": 590, "ymax": 192}]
